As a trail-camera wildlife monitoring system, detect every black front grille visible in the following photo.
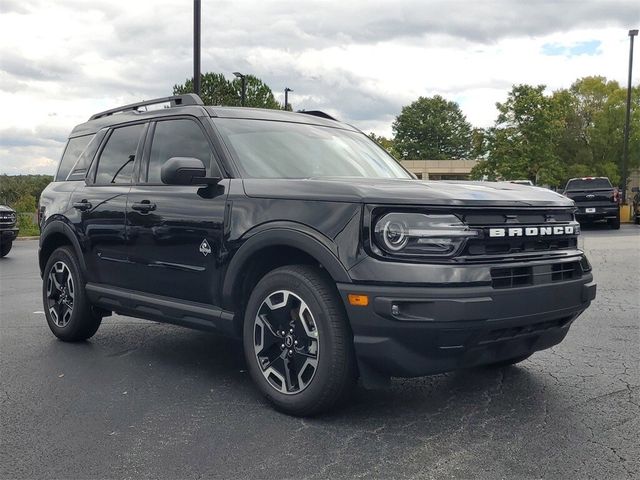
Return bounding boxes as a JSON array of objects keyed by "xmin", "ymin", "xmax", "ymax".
[
  {"xmin": 464, "ymin": 237, "xmax": 577, "ymax": 256},
  {"xmin": 456, "ymin": 208, "xmax": 579, "ymax": 261},
  {"xmin": 491, "ymin": 266, "xmax": 533, "ymax": 288},
  {"xmin": 491, "ymin": 261, "xmax": 581, "ymax": 289},
  {"xmin": 462, "ymin": 211, "xmax": 573, "ymax": 225}
]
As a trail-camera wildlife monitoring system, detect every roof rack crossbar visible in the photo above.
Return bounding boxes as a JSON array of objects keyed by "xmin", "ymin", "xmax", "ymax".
[{"xmin": 89, "ymin": 94, "xmax": 204, "ymax": 120}]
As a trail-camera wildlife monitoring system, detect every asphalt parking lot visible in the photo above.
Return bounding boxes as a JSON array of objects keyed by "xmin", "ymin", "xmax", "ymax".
[{"xmin": 1, "ymin": 225, "xmax": 638, "ymax": 479}]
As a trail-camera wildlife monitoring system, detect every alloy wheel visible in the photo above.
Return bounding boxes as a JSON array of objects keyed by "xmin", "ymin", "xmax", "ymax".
[
  {"xmin": 46, "ymin": 261, "xmax": 75, "ymax": 328},
  {"xmin": 253, "ymin": 290, "xmax": 319, "ymax": 394}
]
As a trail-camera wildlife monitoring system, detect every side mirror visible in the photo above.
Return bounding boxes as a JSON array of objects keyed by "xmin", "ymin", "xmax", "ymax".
[{"xmin": 160, "ymin": 157, "xmax": 220, "ymax": 185}]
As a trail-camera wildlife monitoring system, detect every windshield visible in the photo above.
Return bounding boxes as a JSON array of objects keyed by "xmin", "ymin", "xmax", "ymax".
[
  {"xmin": 565, "ymin": 178, "xmax": 612, "ymax": 190},
  {"xmin": 213, "ymin": 118, "xmax": 410, "ymax": 179}
]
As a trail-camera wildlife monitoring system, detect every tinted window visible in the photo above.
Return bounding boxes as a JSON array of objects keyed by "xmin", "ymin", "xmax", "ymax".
[
  {"xmin": 147, "ymin": 119, "xmax": 213, "ymax": 183},
  {"xmin": 565, "ymin": 178, "xmax": 612, "ymax": 191},
  {"xmin": 55, "ymin": 135, "xmax": 94, "ymax": 181},
  {"xmin": 95, "ymin": 124, "xmax": 144, "ymax": 184},
  {"xmin": 67, "ymin": 132, "xmax": 106, "ymax": 181},
  {"xmin": 214, "ymin": 118, "xmax": 410, "ymax": 179}
]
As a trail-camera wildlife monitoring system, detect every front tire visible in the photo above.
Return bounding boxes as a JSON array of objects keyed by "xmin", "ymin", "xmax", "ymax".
[
  {"xmin": 0, "ymin": 240, "xmax": 12, "ymax": 257},
  {"xmin": 243, "ymin": 265, "xmax": 356, "ymax": 416},
  {"xmin": 43, "ymin": 246, "xmax": 102, "ymax": 342}
]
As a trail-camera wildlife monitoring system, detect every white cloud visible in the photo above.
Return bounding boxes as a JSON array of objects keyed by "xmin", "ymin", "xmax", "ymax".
[{"xmin": 0, "ymin": 0, "xmax": 638, "ymax": 173}]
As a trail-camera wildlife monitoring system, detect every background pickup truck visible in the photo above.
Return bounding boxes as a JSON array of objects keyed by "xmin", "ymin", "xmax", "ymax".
[{"xmin": 563, "ymin": 177, "xmax": 620, "ymax": 229}]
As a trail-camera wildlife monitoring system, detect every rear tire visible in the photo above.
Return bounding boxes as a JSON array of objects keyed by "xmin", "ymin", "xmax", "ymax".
[
  {"xmin": 43, "ymin": 246, "xmax": 102, "ymax": 342},
  {"xmin": 0, "ymin": 240, "xmax": 12, "ymax": 257},
  {"xmin": 486, "ymin": 353, "xmax": 532, "ymax": 368},
  {"xmin": 243, "ymin": 265, "xmax": 356, "ymax": 416},
  {"xmin": 609, "ymin": 213, "xmax": 620, "ymax": 230}
]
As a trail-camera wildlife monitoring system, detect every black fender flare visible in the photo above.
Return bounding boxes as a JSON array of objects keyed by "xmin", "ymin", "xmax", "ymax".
[
  {"xmin": 39, "ymin": 220, "xmax": 87, "ymax": 276},
  {"xmin": 221, "ymin": 226, "xmax": 352, "ymax": 310}
]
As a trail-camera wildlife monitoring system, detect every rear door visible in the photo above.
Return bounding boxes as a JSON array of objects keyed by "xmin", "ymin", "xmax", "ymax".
[
  {"xmin": 126, "ymin": 117, "xmax": 229, "ymax": 305},
  {"xmin": 71, "ymin": 122, "xmax": 147, "ymax": 288}
]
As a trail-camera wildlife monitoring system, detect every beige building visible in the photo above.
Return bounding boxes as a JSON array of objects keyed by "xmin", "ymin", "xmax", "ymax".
[{"xmin": 400, "ymin": 159, "xmax": 479, "ymax": 180}]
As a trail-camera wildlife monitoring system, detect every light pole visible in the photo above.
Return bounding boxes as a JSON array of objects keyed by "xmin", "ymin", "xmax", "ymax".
[
  {"xmin": 284, "ymin": 87, "xmax": 293, "ymax": 111},
  {"xmin": 233, "ymin": 72, "xmax": 246, "ymax": 107},
  {"xmin": 193, "ymin": 0, "xmax": 201, "ymax": 96},
  {"xmin": 622, "ymin": 29, "xmax": 638, "ymax": 204}
]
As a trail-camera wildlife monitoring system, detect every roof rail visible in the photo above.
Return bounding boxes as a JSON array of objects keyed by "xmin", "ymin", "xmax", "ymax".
[
  {"xmin": 89, "ymin": 94, "xmax": 204, "ymax": 120},
  {"xmin": 297, "ymin": 110, "xmax": 338, "ymax": 121}
]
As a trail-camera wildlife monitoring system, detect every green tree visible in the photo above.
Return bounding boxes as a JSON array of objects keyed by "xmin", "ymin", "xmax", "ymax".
[
  {"xmin": 553, "ymin": 76, "xmax": 640, "ymax": 187},
  {"xmin": 0, "ymin": 174, "xmax": 52, "ymax": 208},
  {"xmin": 471, "ymin": 85, "xmax": 566, "ymax": 186},
  {"xmin": 392, "ymin": 95, "xmax": 472, "ymax": 159},
  {"xmin": 368, "ymin": 133, "xmax": 398, "ymax": 157},
  {"xmin": 173, "ymin": 72, "xmax": 281, "ymax": 109}
]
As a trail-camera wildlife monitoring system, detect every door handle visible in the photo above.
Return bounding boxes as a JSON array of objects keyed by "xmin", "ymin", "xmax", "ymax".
[
  {"xmin": 73, "ymin": 201, "xmax": 92, "ymax": 211},
  {"xmin": 131, "ymin": 201, "xmax": 156, "ymax": 213}
]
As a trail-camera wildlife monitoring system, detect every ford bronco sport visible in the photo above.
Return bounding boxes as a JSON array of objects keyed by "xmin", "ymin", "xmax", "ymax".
[{"xmin": 38, "ymin": 94, "xmax": 596, "ymax": 415}]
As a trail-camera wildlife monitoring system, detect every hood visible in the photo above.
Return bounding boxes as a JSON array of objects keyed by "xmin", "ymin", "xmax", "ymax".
[
  {"xmin": 0, "ymin": 204, "xmax": 16, "ymax": 213},
  {"xmin": 242, "ymin": 178, "xmax": 575, "ymax": 208}
]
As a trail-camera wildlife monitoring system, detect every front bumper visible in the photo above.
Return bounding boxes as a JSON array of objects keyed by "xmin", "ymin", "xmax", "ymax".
[
  {"xmin": 0, "ymin": 228, "xmax": 18, "ymax": 243},
  {"xmin": 338, "ymin": 273, "xmax": 596, "ymax": 379}
]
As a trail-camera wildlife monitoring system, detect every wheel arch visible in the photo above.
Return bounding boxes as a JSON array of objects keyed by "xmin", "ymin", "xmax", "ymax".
[
  {"xmin": 222, "ymin": 227, "xmax": 351, "ymax": 327},
  {"xmin": 39, "ymin": 220, "xmax": 86, "ymax": 277}
]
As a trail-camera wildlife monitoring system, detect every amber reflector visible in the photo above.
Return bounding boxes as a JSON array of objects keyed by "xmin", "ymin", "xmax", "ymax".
[{"xmin": 348, "ymin": 294, "xmax": 369, "ymax": 306}]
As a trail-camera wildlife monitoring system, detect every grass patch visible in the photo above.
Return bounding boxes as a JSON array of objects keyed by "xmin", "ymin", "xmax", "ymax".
[{"xmin": 17, "ymin": 213, "xmax": 40, "ymax": 237}]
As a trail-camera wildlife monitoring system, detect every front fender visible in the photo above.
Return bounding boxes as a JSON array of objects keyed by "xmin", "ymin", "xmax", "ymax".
[{"xmin": 221, "ymin": 224, "xmax": 352, "ymax": 309}]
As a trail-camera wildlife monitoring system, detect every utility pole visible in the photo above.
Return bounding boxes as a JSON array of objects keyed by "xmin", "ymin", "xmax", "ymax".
[
  {"xmin": 193, "ymin": 0, "xmax": 201, "ymax": 96},
  {"xmin": 622, "ymin": 28, "xmax": 638, "ymax": 204},
  {"xmin": 233, "ymin": 72, "xmax": 246, "ymax": 106},
  {"xmin": 284, "ymin": 87, "xmax": 293, "ymax": 110}
]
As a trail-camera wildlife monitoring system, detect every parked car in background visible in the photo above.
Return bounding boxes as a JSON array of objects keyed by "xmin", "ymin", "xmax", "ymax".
[
  {"xmin": 563, "ymin": 177, "xmax": 620, "ymax": 229},
  {"xmin": 632, "ymin": 188, "xmax": 640, "ymax": 225},
  {"xmin": 0, "ymin": 205, "xmax": 19, "ymax": 257}
]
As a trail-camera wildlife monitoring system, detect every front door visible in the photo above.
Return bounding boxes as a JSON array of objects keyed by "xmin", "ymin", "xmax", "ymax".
[{"xmin": 126, "ymin": 117, "xmax": 228, "ymax": 305}]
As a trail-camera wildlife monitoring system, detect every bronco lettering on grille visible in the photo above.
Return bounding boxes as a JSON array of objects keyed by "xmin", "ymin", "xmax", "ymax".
[{"xmin": 489, "ymin": 225, "xmax": 575, "ymax": 238}]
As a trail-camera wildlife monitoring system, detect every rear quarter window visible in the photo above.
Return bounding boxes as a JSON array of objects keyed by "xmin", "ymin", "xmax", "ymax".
[{"xmin": 55, "ymin": 135, "xmax": 95, "ymax": 181}]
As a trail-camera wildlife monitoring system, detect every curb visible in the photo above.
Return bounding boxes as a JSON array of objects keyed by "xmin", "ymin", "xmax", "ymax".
[{"xmin": 16, "ymin": 236, "xmax": 40, "ymax": 241}]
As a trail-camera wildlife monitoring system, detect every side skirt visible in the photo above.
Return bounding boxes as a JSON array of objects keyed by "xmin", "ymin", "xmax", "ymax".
[{"xmin": 85, "ymin": 283, "xmax": 237, "ymax": 337}]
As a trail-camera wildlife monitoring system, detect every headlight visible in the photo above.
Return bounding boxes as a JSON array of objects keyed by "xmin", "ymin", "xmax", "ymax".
[{"xmin": 373, "ymin": 213, "xmax": 478, "ymax": 257}]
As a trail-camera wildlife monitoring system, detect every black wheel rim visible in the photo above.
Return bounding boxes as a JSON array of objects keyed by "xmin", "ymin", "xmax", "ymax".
[
  {"xmin": 46, "ymin": 261, "xmax": 74, "ymax": 328},
  {"xmin": 253, "ymin": 290, "xmax": 319, "ymax": 395}
]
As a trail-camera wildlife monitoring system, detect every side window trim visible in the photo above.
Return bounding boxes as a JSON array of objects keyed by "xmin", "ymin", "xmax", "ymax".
[
  {"xmin": 140, "ymin": 116, "xmax": 222, "ymax": 185},
  {"xmin": 89, "ymin": 122, "xmax": 148, "ymax": 186}
]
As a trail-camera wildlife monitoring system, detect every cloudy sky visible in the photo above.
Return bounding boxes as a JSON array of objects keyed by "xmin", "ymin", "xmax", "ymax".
[{"xmin": 0, "ymin": 0, "xmax": 639, "ymax": 175}]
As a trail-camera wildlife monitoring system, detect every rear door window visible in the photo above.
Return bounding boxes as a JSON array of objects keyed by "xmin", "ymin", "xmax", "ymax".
[
  {"xmin": 55, "ymin": 135, "xmax": 94, "ymax": 181},
  {"xmin": 94, "ymin": 124, "xmax": 145, "ymax": 185}
]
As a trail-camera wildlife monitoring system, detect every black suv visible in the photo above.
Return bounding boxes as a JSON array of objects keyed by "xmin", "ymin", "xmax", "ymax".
[
  {"xmin": 0, "ymin": 205, "xmax": 18, "ymax": 257},
  {"xmin": 39, "ymin": 94, "xmax": 596, "ymax": 415}
]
